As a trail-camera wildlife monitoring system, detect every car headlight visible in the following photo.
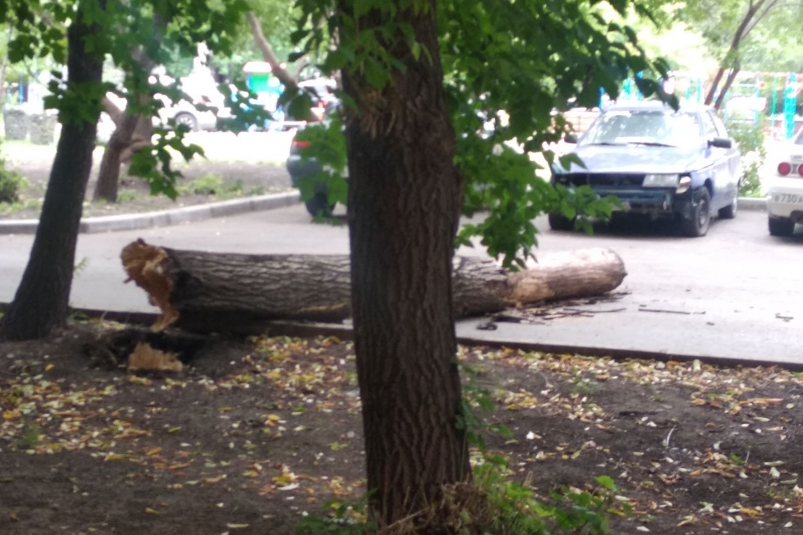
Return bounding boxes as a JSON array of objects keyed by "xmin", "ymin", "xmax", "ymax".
[
  {"xmin": 676, "ymin": 176, "xmax": 691, "ymax": 194},
  {"xmin": 643, "ymin": 174, "xmax": 680, "ymax": 188}
]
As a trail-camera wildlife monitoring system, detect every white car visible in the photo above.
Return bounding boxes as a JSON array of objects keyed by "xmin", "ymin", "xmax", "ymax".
[{"xmin": 769, "ymin": 130, "xmax": 803, "ymax": 236}]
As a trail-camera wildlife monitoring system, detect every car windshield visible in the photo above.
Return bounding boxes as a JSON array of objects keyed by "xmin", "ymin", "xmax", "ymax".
[
  {"xmin": 582, "ymin": 109, "xmax": 702, "ymax": 148},
  {"xmin": 794, "ymin": 130, "xmax": 803, "ymax": 145}
]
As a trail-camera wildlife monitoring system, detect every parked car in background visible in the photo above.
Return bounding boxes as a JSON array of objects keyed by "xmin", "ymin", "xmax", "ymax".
[
  {"xmin": 768, "ymin": 128, "xmax": 803, "ymax": 236},
  {"xmin": 98, "ymin": 73, "xmax": 230, "ymax": 140},
  {"xmin": 550, "ymin": 101, "xmax": 741, "ymax": 237},
  {"xmin": 286, "ymin": 107, "xmax": 345, "ymax": 217}
]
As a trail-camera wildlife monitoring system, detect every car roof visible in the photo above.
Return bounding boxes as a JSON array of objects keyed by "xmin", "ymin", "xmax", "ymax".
[{"xmin": 602, "ymin": 100, "xmax": 711, "ymax": 114}]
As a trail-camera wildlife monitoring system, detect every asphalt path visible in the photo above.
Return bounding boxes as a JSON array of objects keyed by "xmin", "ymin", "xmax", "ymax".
[{"xmin": 1, "ymin": 205, "xmax": 801, "ymax": 364}]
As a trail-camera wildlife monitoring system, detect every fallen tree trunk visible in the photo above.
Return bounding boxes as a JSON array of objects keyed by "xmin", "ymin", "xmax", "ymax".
[{"xmin": 121, "ymin": 240, "xmax": 626, "ymax": 333}]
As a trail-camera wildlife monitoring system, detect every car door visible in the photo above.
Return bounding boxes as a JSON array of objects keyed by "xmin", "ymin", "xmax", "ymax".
[
  {"xmin": 701, "ymin": 111, "xmax": 734, "ymax": 208},
  {"xmin": 711, "ymin": 112, "xmax": 741, "ymax": 187}
]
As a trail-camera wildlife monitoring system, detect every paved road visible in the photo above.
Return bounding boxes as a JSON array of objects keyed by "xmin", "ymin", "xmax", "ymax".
[{"xmin": 2, "ymin": 206, "xmax": 802, "ymax": 364}]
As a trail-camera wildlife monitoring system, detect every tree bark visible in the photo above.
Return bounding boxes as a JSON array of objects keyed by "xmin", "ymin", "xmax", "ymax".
[
  {"xmin": 102, "ymin": 96, "xmax": 124, "ymax": 127},
  {"xmin": 704, "ymin": 1, "xmax": 761, "ymax": 106},
  {"xmin": 338, "ymin": 1, "xmax": 470, "ymax": 521},
  {"xmin": 0, "ymin": 3, "xmax": 106, "ymax": 341},
  {"xmin": 94, "ymin": 111, "xmax": 140, "ymax": 202},
  {"xmin": 246, "ymin": 11, "xmax": 300, "ymax": 89},
  {"xmin": 120, "ymin": 241, "xmax": 627, "ymax": 334},
  {"xmin": 704, "ymin": 67, "xmax": 727, "ymax": 107},
  {"xmin": 715, "ymin": 66, "xmax": 741, "ymax": 111},
  {"xmin": 0, "ymin": 25, "xmax": 13, "ymax": 109}
]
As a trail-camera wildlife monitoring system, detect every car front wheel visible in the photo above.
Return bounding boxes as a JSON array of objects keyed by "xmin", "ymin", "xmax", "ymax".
[
  {"xmin": 305, "ymin": 192, "xmax": 335, "ymax": 217},
  {"xmin": 681, "ymin": 187, "xmax": 711, "ymax": 237},
  {"xmin": 174, "ymin": 112, "xmax": 199, "ymax": 132},
  {"xmin": 718, "ymin": 195, "xmax": 737, "ymax": 219},
  {"xmin": 769, "ymin": 217, "xmax": 795, "ymax": 237}
]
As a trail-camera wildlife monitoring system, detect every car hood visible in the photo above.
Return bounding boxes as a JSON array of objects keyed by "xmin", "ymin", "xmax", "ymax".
[{"xmin": 561, "ymin": 144, "xmax": 707, "ymax": 175}]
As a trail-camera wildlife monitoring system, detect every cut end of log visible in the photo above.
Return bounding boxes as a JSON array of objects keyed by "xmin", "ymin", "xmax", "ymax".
[
  {"xmin": 121, "ymin": 240, "xmax": 179, "ymax": 331},
  {"xmin": 506, "ymin": 247, "xmax": 627, "ymax": 306}
]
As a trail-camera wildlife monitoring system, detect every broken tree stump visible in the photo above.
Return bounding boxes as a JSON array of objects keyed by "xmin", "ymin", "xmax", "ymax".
[{"xmin": 121, "ymin": 240, "xmax": 627, "ymax": 333}]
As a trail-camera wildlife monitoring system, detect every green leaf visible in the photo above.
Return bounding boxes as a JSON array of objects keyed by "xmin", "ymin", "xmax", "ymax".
[
  {"xmin": 364, "ymin": 58, "xmax": 389, "ymax": 90},
  {"xmin": 595, "ymin": 475, "xmax": 616, "ymax": 491}
]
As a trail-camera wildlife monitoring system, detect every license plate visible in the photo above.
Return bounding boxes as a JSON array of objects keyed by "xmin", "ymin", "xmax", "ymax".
[{"xmin": 773, "ymin": 193, "xmax": 803, "ymax": 203}]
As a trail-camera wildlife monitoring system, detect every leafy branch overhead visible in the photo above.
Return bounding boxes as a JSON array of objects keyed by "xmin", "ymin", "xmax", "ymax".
[
  {"xmin": 288, "ymin": 0, "xmax": 676, "ymax": 267},
  {"xmin": 0, "ymin": 0, "xmax": 269, "ymax": 198}
]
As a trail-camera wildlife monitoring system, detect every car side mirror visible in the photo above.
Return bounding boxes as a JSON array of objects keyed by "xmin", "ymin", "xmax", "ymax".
[
  {"xmin": 709, "ymin": 137, "xmax": 733, "ymax": 149},
  {"xmin": 564, "ymin": 133, "xmax": 578, "ymax": 144}
]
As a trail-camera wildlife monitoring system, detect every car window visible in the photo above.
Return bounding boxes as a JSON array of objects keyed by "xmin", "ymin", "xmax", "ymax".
[
  {"xmin": 710, "ymin": 113, "xmax": 729, "ymax": 138},
  {"xmin": 795, "ymin": 130, "xmax": 803, "ymax": 145},
  {"xmin": 701, "ymin": 112, "xmax": 719, "ymax": 140},
  {"xmin": 582, "ymin": 110, "xmax": 702, "ymax": 147}
]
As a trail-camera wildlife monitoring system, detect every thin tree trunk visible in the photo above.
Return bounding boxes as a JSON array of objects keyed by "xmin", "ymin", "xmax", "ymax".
[
  {"xmin": 94, "ymin": 111, "xmax": 140, "ymax": 202},
  {"xmin": 715, "ymin": 66, "xmax": 741, "ymax": 111},
  {"xmin": 245, "ymin": 12, "xmax": 300, "ymax": 89},
  {"xmin": 120, "ymin": 117, "xmax": 153, "ymax": 163},
  {"xmin": 102, "ymin": 96, "xmax": 124, "ymax": 127},
  {"xmin": 120, "ymin": 241, "xmax": 626, "ymax": 333},
  {"xmin": 705, "ymin": 2, "xmax": 758, "ymax": 106},
  {"xmin": 0, "ymin": 25, "xmax": 13, "ymax": 109},
  {"xmin": 705, "ymin": 67, "xmax": 726, "ymax": 106},
  {"xmin": 0, "ymin": 3, "xmax": 106, "ymax": 341},
  {"xmin": 337, "ymin": 0, "xmax": 468, "ymax": 527}
]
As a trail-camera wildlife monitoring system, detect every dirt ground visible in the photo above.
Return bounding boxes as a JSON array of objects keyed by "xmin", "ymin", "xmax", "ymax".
[
  {"xmin": 2, "ymin": 321, "xmax": 803, "ymax": 535},
  {"xmin": 0, "ymin": 135, "xmax": 295, "ymax": 220}
]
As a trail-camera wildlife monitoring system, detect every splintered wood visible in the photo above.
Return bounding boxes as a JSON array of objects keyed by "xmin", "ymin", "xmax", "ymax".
[
  {"xmin": 127, "ymin": 342, "xmax": 183, "ymax": 372},
  {"xmin": 121, "ymin": 239, "xmax": 179, "ymax": 331}
]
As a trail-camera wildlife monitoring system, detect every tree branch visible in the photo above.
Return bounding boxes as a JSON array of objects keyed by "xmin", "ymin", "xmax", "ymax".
[
  {"xmin": 102, "ymin": 96, "xmax": 124, "ymax": 126},
  {"xmin": 743, "ymin": 0, "xmax": 782, "ymax": 37},
  {"xmin": 246, "ymin": 11, "xmax": 299, "ymax": 89},
  {"xmin": 291, "ymin": 55, "xmax": 310, "ymax": 79}
]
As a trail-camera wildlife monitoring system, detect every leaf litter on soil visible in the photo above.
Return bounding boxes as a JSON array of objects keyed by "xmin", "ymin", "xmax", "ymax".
[{"xmin": 1, "ymin": 319, "xmax": 802, "ymax": 534}]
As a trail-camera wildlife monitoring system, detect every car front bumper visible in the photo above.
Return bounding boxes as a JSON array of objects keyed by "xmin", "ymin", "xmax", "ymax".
[
  {"xmin": 767, "ymin": 177, "xmax": 803, "ymax": 221},
  {"xmin": 591, "ymin": 186, "xmax": 691, "ymax": 219}
]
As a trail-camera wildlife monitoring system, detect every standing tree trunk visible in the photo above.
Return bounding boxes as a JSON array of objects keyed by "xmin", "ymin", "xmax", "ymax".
[
  {"xmin": 338, "ymin": 0, "xmax": 468, "ymax": 528},
  {"xmin": 704, "ymin": 67, "xmax": 727, "ymax": 107},
  {"xmin": 94, "ymin": 111, "xmax": 140, "ymax": 202},
  {"xmin": 0, "ymin": 24, "xmax": 13, "ymax": 109},
  {"xmin": 714, "ymin": 66, "xmax": 741, "ymax": 111},
  {"xmin": 0, "ymin": 3, "xmax": 105, "ymax": 341}
]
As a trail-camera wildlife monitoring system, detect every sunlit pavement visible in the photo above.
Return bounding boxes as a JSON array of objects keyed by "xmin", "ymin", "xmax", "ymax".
[{"xmin": 2, "ymin": 204, "xmax": 801, "ymax": 365}]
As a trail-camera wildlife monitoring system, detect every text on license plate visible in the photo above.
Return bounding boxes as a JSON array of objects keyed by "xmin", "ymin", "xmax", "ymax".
[{"xmin": 773, "ymin": 193, "xmax": 803, "ymax": 203}]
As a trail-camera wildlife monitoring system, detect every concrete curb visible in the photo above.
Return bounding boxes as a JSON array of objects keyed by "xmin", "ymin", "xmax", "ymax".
[
  {"xmin": 3, "ymin": 305, "xmax": 796, "ymax": 371},
  {"xmin": 0, "ymin": 191, "xmax": 301, "ymax": 235},
  {"xmin": 738, "ymin": 197, "xmax": 766, "ymax": 211}
]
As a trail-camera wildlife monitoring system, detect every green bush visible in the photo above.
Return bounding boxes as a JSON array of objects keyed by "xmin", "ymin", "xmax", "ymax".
[
  {"xmin": 0, "ymin": 167, "xmax": 25, "ymax": 204},
  {"xmin": 725, "ymin": 116, "xmax": 766, "ymax": 198}
]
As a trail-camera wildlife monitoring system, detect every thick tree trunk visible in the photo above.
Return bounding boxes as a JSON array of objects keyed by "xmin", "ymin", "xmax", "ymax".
[
  {"xmin": 121, "ymin": 241, "xmax": 627, "ymax": 333},
  {"xmin": 339, "ymin": 1, "xmax": 475, "ymax": 521},
  {"xmin": 0, "ymin": 4, "xmax": 105, "ymax": 341}
]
